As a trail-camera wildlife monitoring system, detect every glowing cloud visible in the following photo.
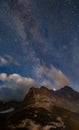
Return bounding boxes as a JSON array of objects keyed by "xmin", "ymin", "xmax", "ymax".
[
  {"xmin": 34, "ymin": 65, "xmax": 70, "ymax": 88},
  {"xmin": 45, "ymin": 65, "xmax": 70, "ymax": 88}
]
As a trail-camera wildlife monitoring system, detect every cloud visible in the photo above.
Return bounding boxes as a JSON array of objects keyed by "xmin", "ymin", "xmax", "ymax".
[
  {"xmin": 45, "ymin": 65, "xmax": 70, "ymax": 88},
  {"xmin": 0, "ymin": 73, "xmax": 37, "ymax": 101},
  {"xmin": 33, "ymin": 65, "xmax": 70, "ymax": 88},
  {"xmin": 0, "ymin": 55, "xmax": 19, "ymax": 66},
  {"xmin": 42, "ymin": 80, "xmax": 55, "ymax": 90},
  {"xmin": 0, "ymin": 57, "xmax": 8, "ymax": 66},
  {"xmin": 0, "ymin": 73, "xmax": 7, "ymax": 81},
  {"xmin": 5, "ymin": 55, "xmax": 19, "ymax": 65}
]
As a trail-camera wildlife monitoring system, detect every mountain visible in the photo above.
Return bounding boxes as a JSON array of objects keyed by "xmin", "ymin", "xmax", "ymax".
[
  {"xmin": 23, "ymin": 86, "xmax": 79, "ymax": 113},
  {"xmin": 55, "ymin": 86, "xmax": 79, "ymax": 101},
  {"xmin": 0, "ymin": 86, "xmax": 79, "ymax": 130}
]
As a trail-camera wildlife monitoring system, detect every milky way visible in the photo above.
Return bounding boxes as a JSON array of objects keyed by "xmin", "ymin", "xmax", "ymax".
[{"xmin": 0, "ymin": 0, "xmax": 79, "ymax": 94}]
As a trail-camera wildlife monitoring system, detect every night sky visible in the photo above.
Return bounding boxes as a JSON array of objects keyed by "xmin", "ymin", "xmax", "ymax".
[{"xmin": 0, "ymin": 0, "xmax": 79, "ymax": 100}]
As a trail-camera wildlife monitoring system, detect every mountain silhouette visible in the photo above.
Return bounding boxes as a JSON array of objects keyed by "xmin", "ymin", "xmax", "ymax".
[{"xmin": 0, "ymin": 86, "xmax": 79, "ymax": 130}]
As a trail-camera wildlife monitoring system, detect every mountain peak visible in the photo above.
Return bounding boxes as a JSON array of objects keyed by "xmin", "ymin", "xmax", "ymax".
[
  {"xmin": 40, "ymin": 86, "xmax": 49, "ymax": 91},
  {"xmin": 59, "ymin": 86, "xmax": 79, "ymax": 94},
  {"xmin": 28, "ymin": 86, "xmax": 49, "ymax": 95},
  {"xmin": 55, "ymin": 86, "xmax": 79, "ymax": 101},
  {"xmin": 60, "ymin": 86, "xmax": 73, "ymax": 91}
]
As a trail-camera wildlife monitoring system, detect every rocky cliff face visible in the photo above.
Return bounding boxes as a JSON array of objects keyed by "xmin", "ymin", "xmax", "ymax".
[
  {"xmin": 0, "ymin": 86, "xmax": 79, "ymax": 130},
  {"xmin": 23, "ymin": 86, "xmax": 79, "ymax": 113}
]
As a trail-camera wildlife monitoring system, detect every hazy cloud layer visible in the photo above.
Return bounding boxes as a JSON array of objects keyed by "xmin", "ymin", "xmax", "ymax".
[
  {"xmin": 45, "ymin": 65, "xmax": 70, "ymax": 88},
  {"xmin": 0, "ymin": 73, "xmax": 37, "ymax": 101},
  {"xmin": 34, "ymin": 65, "xmax": 70, "ymax": 89}
]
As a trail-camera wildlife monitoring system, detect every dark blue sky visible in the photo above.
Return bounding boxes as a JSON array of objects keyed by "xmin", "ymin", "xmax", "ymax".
[{"xmin": 0, "ymin": 0, "xmax": 79, "ymax": 91}]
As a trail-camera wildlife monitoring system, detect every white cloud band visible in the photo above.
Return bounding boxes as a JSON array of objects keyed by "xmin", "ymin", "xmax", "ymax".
[{"xmin": 0, "ymin": 73, "xmax": 37, "ymax": 101}]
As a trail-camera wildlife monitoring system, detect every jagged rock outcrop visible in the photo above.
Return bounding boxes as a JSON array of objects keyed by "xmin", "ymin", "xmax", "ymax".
[{"xmin": 23, "ymin": 86, "xmax": 79, "ymax": 113}]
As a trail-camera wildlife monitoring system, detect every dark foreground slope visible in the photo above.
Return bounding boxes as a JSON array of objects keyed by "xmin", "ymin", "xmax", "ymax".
[
  {"xmin": 0, "ymin": 86, "xmax": 79, "ymax": 130},
  {"xmin": 8, "ymin": 106, "xmax": 79, "ymax": 130}
]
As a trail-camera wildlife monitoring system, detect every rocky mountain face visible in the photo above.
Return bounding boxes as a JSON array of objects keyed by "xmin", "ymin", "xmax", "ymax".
[
  {"xmin": 0, "ymin": 86, "xmax": 79, "ymax": 130},
  {"xmin": 23, "ymin": 86, "xmax": 79, "ymax": 113}
]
